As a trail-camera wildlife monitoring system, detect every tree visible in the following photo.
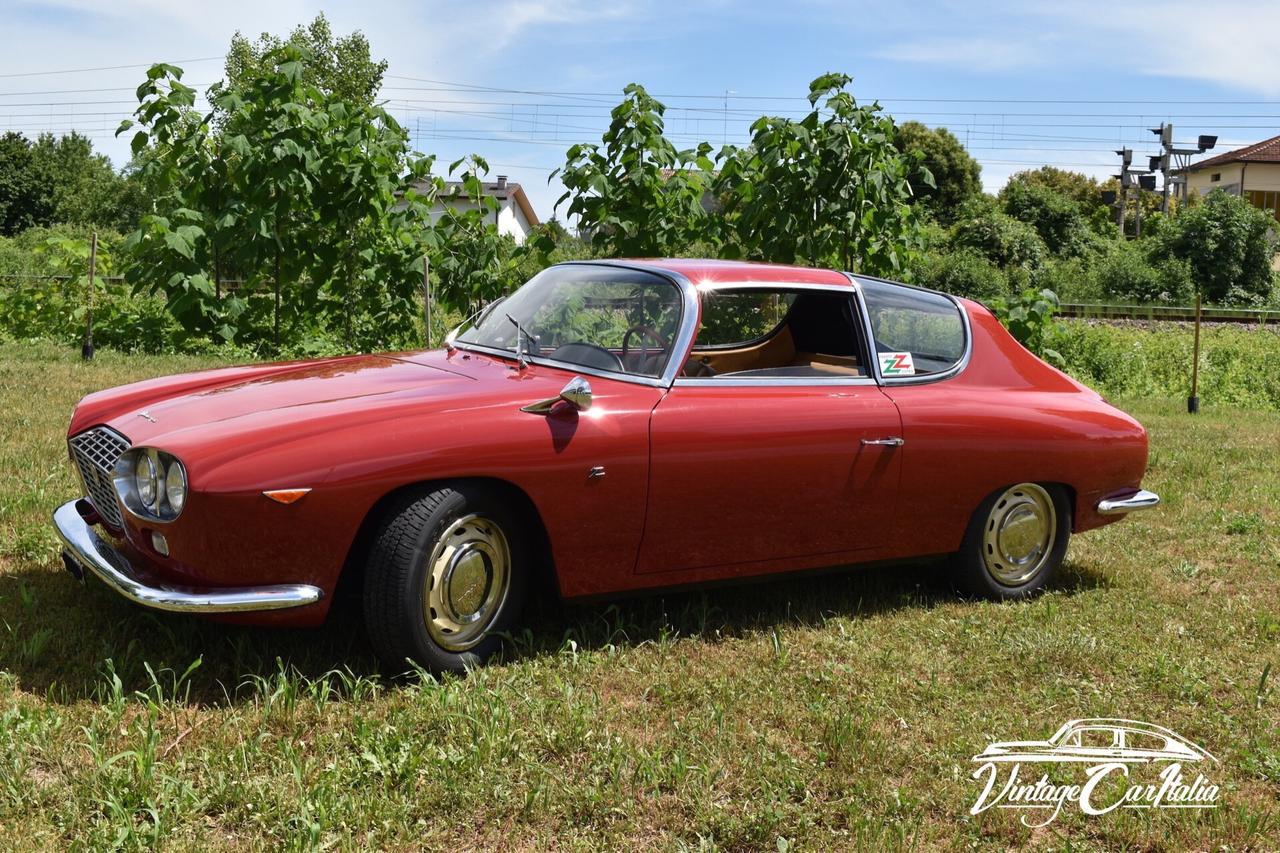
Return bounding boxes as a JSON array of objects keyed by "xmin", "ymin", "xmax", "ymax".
[
  {"xmin": 1003, "ymin": 167, "xmax": 1112, "ymax": 231},
  {"xmin": 716, "ymin": 73, "xmax": 928, "ymax": 276},
  {"xmin": 423, "ymin": 155, "xmax": 523, "ymax": 324},
  {"xmin": 1159, "ymin": 190, "xmax": 1278, "ymax": 305},
  {"xmin": 120, "ymin": 48, "xmax": 434, "ymax": 351},
  {"xmin": 553, "ymin": 84, "xmax": 713, "ymax": 257},
  {"xmin": 0, "ymin": 131, "xmax": 139, "ymax": 234},
  {"xmin": 894, "ymin": 121, "xmax": 981, "ymax": 221},
  {"xmin": 949, "ymin": 198, "xmax": 1046, "ymax": 271},
  {"xmin": 0, "ymin": 132, "xmax": 47, "ymax": 235},
  {"xmin": 218, "ymin": 13, "xmax": 387, "ymax": 112},
  {"xmin": 999, "ymin": 179, "xmax": 1096, "ymax": 258}
]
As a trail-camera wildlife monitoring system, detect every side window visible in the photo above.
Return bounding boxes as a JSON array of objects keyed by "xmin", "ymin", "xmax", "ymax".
[
  {"xmin": 684, "ymin": 287, "xmax": 867, "ymax": 380},
  {"xmin": 1122, "ymin": 732, "xmax": 1168, "ymax": 752},
  {"xmin": 1075, "ymin": 729, "xmax": 1119, "ymax": 749},
  {"xmin": 859, "ymin": 280, "xmax": 965, "ymax": 378},
  {"xmin": 696, "ymin": 291, "xmax": 796, "ymax": 348}
]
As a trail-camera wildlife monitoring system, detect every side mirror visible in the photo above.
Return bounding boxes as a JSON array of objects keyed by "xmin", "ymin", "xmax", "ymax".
[{"xmin": 521, "ymin": 377, "xmax": 592, "ymax": 415}]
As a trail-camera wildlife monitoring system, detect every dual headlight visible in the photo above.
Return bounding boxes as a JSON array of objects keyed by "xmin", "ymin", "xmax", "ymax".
[{"xmin": 114, "ymin": 448, "xmax": 187, "ymax": 521}]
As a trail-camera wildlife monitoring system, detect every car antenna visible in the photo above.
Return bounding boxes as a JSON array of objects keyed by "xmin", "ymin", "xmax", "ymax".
[{"xmin": 506, "ymin": 314, "xmax": 532, "ymax": 370}]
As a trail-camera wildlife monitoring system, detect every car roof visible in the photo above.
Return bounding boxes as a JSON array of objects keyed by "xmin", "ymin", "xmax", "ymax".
[
  {"xmin": 608, "ymin": 258, "xmax": 854, "ymax": 288},
  {"xmin": 1064, "ymin": 718, "xmax": 1183, "ymax": 738}
]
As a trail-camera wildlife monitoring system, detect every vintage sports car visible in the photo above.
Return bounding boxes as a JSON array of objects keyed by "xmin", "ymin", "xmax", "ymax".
[
  {"xmin": 53, "ymin": 259, "xmax": 1159, "ymax": 671},
  {"xmin": 973, "ymin": 719, "xmax": 1216, "ymax": 764}
]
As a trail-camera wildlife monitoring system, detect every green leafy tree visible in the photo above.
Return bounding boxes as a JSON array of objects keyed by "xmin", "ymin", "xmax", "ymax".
[
  {"xmin": 1158, "ymin": 190, "xmax": 1278, "ymax": 305},
  {"xmin": 0, "ymin": 132, "xmax": 48, "ymax": 235},
  {"xmin": 0, "ymin": 131, "xmax": 140, "ymax": 234},
  {"xmin": 218, "ymin": 13, "xmax": 387, "ymax": 109},
  {"xmin": 716, "ymin": 73, "xmax": 928, "ymax": 275},
  {"xmin": 423, "ymin": 155, "xmax": 523, "ymax": 325},
  {"xmin": 949, "ymin": 197, "xmax": 1046, "ymax": 271},
  {"xmin": 120, "ymin": 48, "xmax": 434, "ymax": 351},
  {"xmin": 894, "ymin": 121, "xmax": 981, "ymax": 222},
  {"xmin": 999, "ymin": 179, "xmax": 1097, "ymax": 257},
  {"xmin": 553, "ymin": 84, "xmax": 713, "ymax": 257}
]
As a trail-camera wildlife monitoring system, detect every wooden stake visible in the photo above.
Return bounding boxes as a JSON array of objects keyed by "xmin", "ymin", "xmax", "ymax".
[
  {"xmin": 82, "ymin": 231, "xmax": 97, "ymax": 361},
  {"xmin": 423, "ymin": 255, "xmax": 432, "ymax": 348},
  {"xmin": 1188, "ymin": 290, "xmax": 1202, "ymax": 414}
]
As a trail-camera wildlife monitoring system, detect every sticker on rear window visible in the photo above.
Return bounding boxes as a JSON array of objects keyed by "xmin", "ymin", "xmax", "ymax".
[{"xmin": 878, "ymin": 352, "xmax": 916, "ymax": 376}]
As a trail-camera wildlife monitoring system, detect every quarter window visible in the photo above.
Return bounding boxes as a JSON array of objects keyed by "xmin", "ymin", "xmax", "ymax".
[{"xmin": 859, "ymin": 279, "xmax": 965, "ymax": 378}]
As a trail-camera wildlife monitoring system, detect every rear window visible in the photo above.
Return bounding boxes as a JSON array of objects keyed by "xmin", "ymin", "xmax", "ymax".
[{"xmin": 859, "ymin": 279, "xmax": 965, "ymax": 378}]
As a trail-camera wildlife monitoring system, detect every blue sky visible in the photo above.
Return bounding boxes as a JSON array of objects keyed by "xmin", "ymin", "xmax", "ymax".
[{"xmin": 3, "ymin": 0, "xmax": 1279, "ymax": 222}]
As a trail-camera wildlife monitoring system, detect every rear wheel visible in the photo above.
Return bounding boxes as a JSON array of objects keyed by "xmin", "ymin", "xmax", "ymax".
[
  {"xmin": 363, "ymin": 484, "xmax": 528, "ymax": 673},
  {"xmin": 952, "ymin": 483, "xmax": 1069, "ymax": 600}
]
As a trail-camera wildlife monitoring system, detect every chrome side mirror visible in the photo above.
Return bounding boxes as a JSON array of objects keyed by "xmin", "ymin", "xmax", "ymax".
[{"xmin": 521, "ymin": 377, "xmax": 592, "ymax": 415}]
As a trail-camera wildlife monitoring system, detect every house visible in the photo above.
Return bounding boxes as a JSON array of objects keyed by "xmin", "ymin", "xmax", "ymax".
[
  {"xmin": 1184, "ymin": 133, "xmax": 1280, "ymax": 220},
  {"xmin": 415, "ymin": 175, "xmax": 540, "ymax": 244}
]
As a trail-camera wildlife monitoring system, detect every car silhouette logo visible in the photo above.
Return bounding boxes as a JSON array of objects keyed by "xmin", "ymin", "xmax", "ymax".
[{"xmin": 973, "ymin": 718, "xmax": 1217, "ymax": 765}]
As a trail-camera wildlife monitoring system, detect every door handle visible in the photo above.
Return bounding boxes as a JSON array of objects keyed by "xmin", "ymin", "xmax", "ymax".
[{"xmin": 861, "ymin": 437, "xmax": 904, "ymax": 447}]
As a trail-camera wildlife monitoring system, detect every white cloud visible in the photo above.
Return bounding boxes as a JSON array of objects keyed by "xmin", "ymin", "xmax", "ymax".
[{"xmin": 874, "ymin": 36, "xmax": 1048, "ymax": 73}]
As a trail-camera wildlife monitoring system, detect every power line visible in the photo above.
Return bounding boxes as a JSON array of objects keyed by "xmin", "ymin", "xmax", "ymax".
[{"xmin": 0, "ymin": 57, "xmax": 222, "ymax": 79}]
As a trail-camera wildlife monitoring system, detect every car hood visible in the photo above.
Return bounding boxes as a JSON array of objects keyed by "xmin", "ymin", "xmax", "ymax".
[{"xmin": 95, "ymin": 354, "xmax": 472, "ymax": 442}]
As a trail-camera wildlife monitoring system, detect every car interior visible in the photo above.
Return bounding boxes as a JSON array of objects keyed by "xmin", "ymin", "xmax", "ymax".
[{"xmin": 682, "ymin": 289, "xmax": 866, "ymax": 378}]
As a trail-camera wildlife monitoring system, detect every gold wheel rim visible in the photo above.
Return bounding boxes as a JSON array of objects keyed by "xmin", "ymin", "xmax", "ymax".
[
  {"xmin": 981, "ymin": 484, "xmax": 1056, "ymax": 587},
  {"xmin": 422, "ymin": 514, "xmax": 511, "ymax": 652}
]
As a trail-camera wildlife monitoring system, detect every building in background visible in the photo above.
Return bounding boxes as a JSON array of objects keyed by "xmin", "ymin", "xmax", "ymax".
[
  {"xmin": 1184, "ymin": 134, "xmax": 1280, "ymax": 220},
  {"xmin": 415, "ymin": 175, "xmax": 540, "ymax": 244}
]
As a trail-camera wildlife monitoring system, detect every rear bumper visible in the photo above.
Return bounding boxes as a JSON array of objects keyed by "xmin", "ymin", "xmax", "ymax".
[
  {"xmin": 52, "ymin": 500, "xmax": 324, "ymax": 613},
  {"xmin": 1096, "ymin": 489, "xmax": 1161, "ymax": 516}
]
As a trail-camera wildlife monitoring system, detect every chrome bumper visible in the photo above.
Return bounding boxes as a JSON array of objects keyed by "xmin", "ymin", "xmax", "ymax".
[
  {"xmin": 1096, "ymin": 489, "xmax": 1161, "ymax": 516},
  {"xmin": 52, "ymin": 500, "xmax": 324, "ymax": 613}
]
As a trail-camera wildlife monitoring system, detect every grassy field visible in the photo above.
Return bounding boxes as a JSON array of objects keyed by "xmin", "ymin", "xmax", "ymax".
[{"xmin": 0, "ymin": 340, "xmax": 1276, "ymax": 850}]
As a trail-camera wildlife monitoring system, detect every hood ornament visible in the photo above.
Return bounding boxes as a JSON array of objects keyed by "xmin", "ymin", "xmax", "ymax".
[{"xmin": 136, "ymin": 410, "xmax": 156, "ymax": 423}]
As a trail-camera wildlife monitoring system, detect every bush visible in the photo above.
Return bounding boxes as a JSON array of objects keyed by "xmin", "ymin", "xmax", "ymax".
[
  {"xmin": 1094, "ymin": 242, "xmax": 1193, "ymax": 304},
  {"xmin": 999, "ymin": 180, "xmax": 1097, "ymax": 258},
  {"xmin": 913, "ymin": 249, "xmax": 1010, "ymax": 302},
  {"xmin": 950, "ymin": 199, "xmax": 1047, "ymax": 270},
  {"xmin": 990, "ymin": 287, "xmax": 1065, "ymax": 364},
  {"xmin": 1058, "ymin": 321, "xmax": 1280, "ymax": 411},
  {"xmin": 1156, "ymin": 190, "xmax": 1279, "ymax": 306},
  {"xmin": 1033, "ymin": 257, "xmax": 1102, "ymax": 303}
]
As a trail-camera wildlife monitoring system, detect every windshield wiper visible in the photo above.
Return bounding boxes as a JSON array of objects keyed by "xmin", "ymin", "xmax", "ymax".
[{"xmin": 506, "ymin": 314, "xmax": 535, "ymax": 369}]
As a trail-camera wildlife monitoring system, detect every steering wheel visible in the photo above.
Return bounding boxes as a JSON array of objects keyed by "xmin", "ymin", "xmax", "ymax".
[
  {"xmin": 548, "ymin": 342, "xmax": 624, "ymax": 372},
  {"xmin": 621, "ymin": 325, "xmax": 671, "ymax": 372}
]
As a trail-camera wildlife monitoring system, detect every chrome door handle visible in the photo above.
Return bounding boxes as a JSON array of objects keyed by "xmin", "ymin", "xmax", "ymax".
[{"xmin": 861, "ymin": 437, "xmax": 904, "ymax": 446}]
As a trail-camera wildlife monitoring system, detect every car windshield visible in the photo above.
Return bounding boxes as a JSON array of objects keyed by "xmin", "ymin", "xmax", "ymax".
[{"xmin": 455, "ymin": 265, "xmax": 684, "ymax": 379}]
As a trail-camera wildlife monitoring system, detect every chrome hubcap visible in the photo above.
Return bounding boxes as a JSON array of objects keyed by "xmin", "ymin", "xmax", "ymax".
[
  {"xmin": 982, "ymin": 484, "xmax": 1056, "ymax": 587},
  {"xmin": 423, "ymin": 514, "xmax": 511, "ymax": 651}
]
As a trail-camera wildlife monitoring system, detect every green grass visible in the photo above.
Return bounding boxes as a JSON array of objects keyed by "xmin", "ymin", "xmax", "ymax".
[{"xmin": 0, "ymin": 340, "xmax": 1277, "ymax": 850}]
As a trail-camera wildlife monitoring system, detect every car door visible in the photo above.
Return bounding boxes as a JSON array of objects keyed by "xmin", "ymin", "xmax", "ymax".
[{"xmin": 636, "ymin": 286, "xmax": 903, "ymax": 577}]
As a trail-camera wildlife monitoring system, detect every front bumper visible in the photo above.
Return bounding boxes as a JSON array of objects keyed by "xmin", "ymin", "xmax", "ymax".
[
  {"xmin": 52, "ymin": 500, "xmax": 324, "ymax": 613},
  {"xmin": 1096, "ymin": 489, "xmax": 1161, "ymax": 516}
]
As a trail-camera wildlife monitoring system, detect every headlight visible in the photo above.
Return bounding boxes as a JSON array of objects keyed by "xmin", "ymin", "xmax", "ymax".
[
  {"xmin": 164, "ymin": 459, "xmax": 186, "ymax": 514},
  {"xmin": 115, "ymin": 448, "xmax": 187, "ymax": 521},
  {"xmin": 135, "ymin": 454, "xmax": 157, "ymax": 507}
]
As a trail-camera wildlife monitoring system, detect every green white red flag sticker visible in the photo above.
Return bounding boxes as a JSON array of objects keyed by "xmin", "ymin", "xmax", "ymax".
[{"xmin": 878, "ymin": 352, "xmax": 915, "ymax": 376}]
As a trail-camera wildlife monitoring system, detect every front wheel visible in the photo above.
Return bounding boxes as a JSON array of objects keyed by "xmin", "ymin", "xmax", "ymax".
[
  {"xmin": 951, "ymin": 482, "xmax": 1070, "ymax": 600},
  {"xmin": 363, "ymin": 484, "xmax": 528, "ymax": 673}
]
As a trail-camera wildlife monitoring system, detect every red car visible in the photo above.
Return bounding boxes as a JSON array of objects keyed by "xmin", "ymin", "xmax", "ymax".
[{"xmin": 54, "ymin": 259, "xmax": 1159, "ymax": 671}]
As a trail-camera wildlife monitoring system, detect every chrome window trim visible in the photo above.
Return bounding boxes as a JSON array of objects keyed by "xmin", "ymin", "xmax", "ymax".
[
  {"xmin": 674, "ymin": 375, "xmax": 878, "ymax": 388},
  {"xmin": 847, "ymin": 272, "xmax": 973, "ymax": 387},
  {"xmin": 674, "ymin": 277, "xmax": 874, "ymax": 388},
  {"xmin": 450, "ymin": 259, "xmax": 697, "ymax": 390}
]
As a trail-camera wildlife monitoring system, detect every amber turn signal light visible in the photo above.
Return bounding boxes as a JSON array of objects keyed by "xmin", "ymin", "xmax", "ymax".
[{"xmin": 263, "ymin": 488, "xmax": 311, "ymax": 504}]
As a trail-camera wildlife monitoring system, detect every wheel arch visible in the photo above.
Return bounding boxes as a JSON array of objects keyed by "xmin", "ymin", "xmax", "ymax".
[{"xmin": 333, "ymin": 476, "xmax": 561, "ymax": 609}]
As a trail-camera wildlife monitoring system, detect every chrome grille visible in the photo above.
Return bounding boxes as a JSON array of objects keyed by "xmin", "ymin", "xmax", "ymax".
[{"xmin": 68, "ymin": 427, "xmax": 130, "ymax": 529}]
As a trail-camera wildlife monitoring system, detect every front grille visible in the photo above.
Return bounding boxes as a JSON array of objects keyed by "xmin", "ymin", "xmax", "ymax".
[{"xmin": 69, "ymin": 427, "xmax": 130, "ymax": 529}]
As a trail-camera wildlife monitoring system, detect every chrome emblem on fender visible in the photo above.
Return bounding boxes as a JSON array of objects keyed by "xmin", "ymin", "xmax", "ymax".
[{"xmin": 137, "ymin": 411, "xmax": 156, "ymax": 423}]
